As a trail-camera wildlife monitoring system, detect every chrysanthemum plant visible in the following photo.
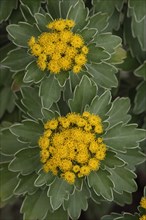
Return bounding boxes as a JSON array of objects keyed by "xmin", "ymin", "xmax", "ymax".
[
  {"xmin": 0, "ymin": 1, "xmax": 146, "ymax": 220},
  {"xmin": 2, "ymin": 0, "xmax": 126, "ymax": 89},
  {"xmin": 102, "ymin": 186, "xmax": 146, "ymax": 220},
  {"xmin": 1, "ymin": 74, "xmax": 146, "ymax": 220}
]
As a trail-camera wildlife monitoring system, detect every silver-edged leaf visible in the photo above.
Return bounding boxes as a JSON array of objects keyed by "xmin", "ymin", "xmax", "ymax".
[
  {"xmin": 106, "ymin": 97, "xmax": 131, "ymax": 129},
  {"xmin": 21, "ymin": 86, "xmax": 43, "ymax": 120},
  {"xmin": 14, "ymin": 172, "xmax": 38, "ymax": 195},
  {"xmin": 68, "ymin": 75, "xmax": 97, "ymax": 113},
  {"xmin": 88, "ymin": 12, "xmax": 109, "ymax": 33},
  {"xmin": 87, "ymin": 62, "xmax": 118, "ymax": 89},
  {"xmin": 10, "ymin": 120, "xmax": 44, "ymax": 145},
  {"xmin": 87, "ymin": 169, "xmax": 113, "ymax": 201},
  {"xmin": 7, "ymin": 22, "xmax": 41, "ymax": 48},
  {"xmin": 24, "ymin": 61, "xmax": 45, "ymax": 83},
  {"xmin": 133, "ymin": 81, "xmax": 146, "ymax": 114},
  {"xmin": 1, "ymin": 128, "xmax": 27, "ymax": 155},
  {"xmin": 46, "ymin": 0, "xmax": 61, "ymax": 19},
  {"xmin": 20, "ymin": 0, "xmax": 41, "ymax": 14},
  {"xmin": 113, "ymin": 190, "xmax": 132, "ymax": 206},
  {"xmin": 21, "ymin": 189, "xmax": 52, "ymax": 220},
  {"xmin": 34, "ymin": 13, "xmax": 53, "ymax": 32},
  {"xmin": 86, "ymin": 90, "xmax": 111, "ymax": 120},
  {"xmin": 48, "ymin": 177, "xmax": 73, "ymax": 210},
  {"xmin": 0, "ymin": 163, "xmax": 19, "ymax": 201},
  {"xmin": 2, "ymin": 48, "xmax": 33, "ymax": 72},
  {"xmin": 34, "ymin": 170, "xmax": 55, "ymax": 187},
  {"xmin": 45, "ymin": 207, "xmax": 69, "ymax": 220},
  {"xmin": 134, "ymin": 62, "xmax": 146, "ymax": 80},
  {"xmin": 102, "ymin": 151, "xmax": 125, "ymax": 169},
  {"xmin": 9, "ymin": 147, "xmax": 41, "ymax": 175},
  {"xmin": 103, "ymin": 124, "xmax": 146, "ymax": 152},
  {"xmin": 117, "ymin": 148, "xmax": 146, "ymax": 171},
  {"xmin": 64, "ymin": 182, "xmax": 90, "ymax": 220},
  {"xmin": 67, "ymin": 0, "xmax": 88, "ymax": 31},
  {"xmin": 108, "ymin": 166, "xmax": 137, "ymax": 194},
  {"xmin": 60, "ymin": 0, "xmax": 78, "ymax": 19},
  {"xmin": 39, "ymin": 74, "xmax": 62, "ymax": 109},
  {"xmin": 0, "ymin": 0, "xmax": 17, "ymax": 23}
]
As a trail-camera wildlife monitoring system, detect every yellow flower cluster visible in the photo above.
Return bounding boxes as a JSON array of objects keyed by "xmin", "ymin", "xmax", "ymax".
[
  {"xmin": 28, "ymin": 19, "xmax": 88, "ymax": 74},
  {"xmin": 140, "ymin": 197, "xmax": 146, "ymax": 209},
  {"xmin": 38, "ymin": 112, "xmax": 107, "ymax": 184},
  {"xmin": 140, "ymin": 215, "xmax": 146, "ymax": 220}
]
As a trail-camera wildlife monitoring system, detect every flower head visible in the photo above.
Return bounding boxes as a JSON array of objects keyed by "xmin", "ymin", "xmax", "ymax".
[
  {"xmin": 28, "ymin": 19, "xmax": 88, "ymax": 75},
  {"xmin": 38, "ymin": 112, "xmax": 107, "ymax": 184},
  {"xmin": 140, "ymin": 197, "xmax": 146, "ymax": 209}
]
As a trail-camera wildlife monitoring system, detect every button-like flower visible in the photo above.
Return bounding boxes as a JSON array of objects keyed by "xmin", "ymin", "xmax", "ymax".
[{"xmin": 3, "ymin": 0, "xmax": 126, "ymax": 89}]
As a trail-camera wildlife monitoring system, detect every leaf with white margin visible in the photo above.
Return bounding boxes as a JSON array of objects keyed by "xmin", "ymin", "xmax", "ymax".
[
  {"xmin": 34, "ymin": 13, "xmax": 53, "ymax": 32},
  {"xmin": 87, "ymin": 62, "xmax": 118, "ymax": 89},
  {"xmin": 106, "ymin": 97, "xmax": 131, "ymax": 129},
  {"xmin": 67, "ymin": 0, "xmax": 88, "ymax": 31},
  {"xmin": 134, "ymin": 62, "xmax": 146, "ymax": 80},
  {"xmin": 7, "ymin": 22, "xmax": 40, "ymax": 48},
  {"xmin": 21, "ymin": 86, "xmax": 43, "ymax": 120},
  {"xmin": 94, "ymin": 33, "xmax": 122, "ymax": 53},
  {"xmin": 1, "ymin": 48, "xmax": 33, "ymax": 72},
  {"xmin": 34, "ymin": 170, "xmax": 55, "ymax": 187},
  {"xmin": 45, "ymin": 207, "xmax": 69, "ymax": 220},
  {"xmin": 108, "ymin": 166, "xmax": 137, "ymax": 194},
  {"xmin": 10, "ymin": 120, "xmax": 44, "ymax": 145},
  {"xmin": 117, "ymin": 148, "xmax": 146, "ymax": 171},
  {"xmin": 20, "ymin": 0, "xmax": 41, "ymax": 14},
  {"xmin": 9, "ymin": 147, "xmax": 41, "ymax": 175},
  {"xmin": 113, "ymin": 190, "xmax": 132, "ymax": 206},
  {"xmin": 64, "ymin": 182, "xmax": 90, "ymax": 220},
  {"xmin": 21, "ymin": 189, "xmax": 52, "ymax": 220},
  {"xmin": 39, "ymin": 74, "xmax": 62, "ymax": 109},
  {"xmin": 103, "ymin": 124, "xmax": 146, "ymax": 152},
  {"xmin": 86, "ymin": 90, "xmax": 111, "ymax": 120},
  {"xmin": 48, "ymin": 177, "xmax": 74, "ymax": 210},
  {"xmin": 68, "ymin": 75, "xmax": 97, "ymax": 113},
  {"xmin": 87, "ymin": 169, "xmax": 113, "ymax": 201},
  {"xmin": 102, "ymin": 151, "xmax": 124, "ymax": 169},
  {"xmin": 1, "ymin": 128, "xmax": 27, "ymax": 155},
  {"xmin": 0, "ymin": 163, "xmax": 19, "ymax": 201},
  {"xmin": 14, "ymin": 172, "xmax": 38, "ymax": 195},
  {"xmin": 88, "ymin": 12, "xmax": 109, "ymax": 33}
]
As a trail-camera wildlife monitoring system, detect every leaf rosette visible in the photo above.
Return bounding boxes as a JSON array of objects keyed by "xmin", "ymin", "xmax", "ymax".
[
  {"xmin": 1, "ymin": 75, "xmax": 146, "ymax": 220},
  {"xmin": 1, "ymin": 0, "xmax": 126, "ymax": 88}
]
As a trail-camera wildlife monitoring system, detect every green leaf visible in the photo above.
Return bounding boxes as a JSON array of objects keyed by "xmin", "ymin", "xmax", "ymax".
[
  {"xmin": 10, "ymin": 120, "xmax": 44, "ymax": 145},
  {"xmin": 60, "ymin": 0, "xmax": 78, "ymax": 19},
  {"xmin": 23, "ymin": 61, "xmax": 45, "ymax": 83},
  {"xmin": 108, "ymin": 46, "xmax": 127, "ymax": 64},
  {"xmin": 134, "ymin": 81, "xmax": 146, "ymax": 114},
  {"xmin": 55, "ymin": 71, "xmax": 69, "ymax": 87},
  {"xmin": 46, "ymin": 0, "xmax": 61, "ymax": 18},
  {"xmin": 21, "ymin": 86, "xmax": 43, "ymax": 120},
  {"xmin": 2, "ymin": 48, "xmax": 33, "ymax": 72},
  {"xmin": 106, "ymin": 97, "xmax": 131, "ymax": 128},
  {"xmin": 113, "ymin": 190, "xmax": 132, "ymax": 206},
  {"xmin": 21, "ymin": 189, "xmax": 52, "ymax": 220},
  {"xmin": 68, "ymin": 75, "xmax": 97, "ymax": 113},
  {"xmin": 14, "ymin": 173, "xmax": 38, "ymax": 195},
  {"xmin": 87, "ymin": 62, "xmax": 118, "ymax": 89},
  {"xmin": 87, "ymin": 169, "xmax": 113, "ymax": 201},
  {"xmin": 20, "ymin": 0, "xmax": 41, "ymax": 14},
  {"xmin": 40, "ymin": 74, "xmax": 62, "ymax": 109},
  {"xmin": 34, "ymin": 13, "xmax": 53, "ymax": 32},
  {"xmin": 0, "ymin": 163, "xmax": 19, "ymax": 201},
  {"xmin": 102, "ymin": 151, "xmax": 124, "ymax": 169},
  {"xmin": 48, "ymin": 177, "xmax": 73, "ymax": 210},
  {"xmin": 0, "ymin": 0, "xmax": 17, "ymax": 23},
  {"xmin": 0, "ymin": 128, "xmax": 27, "ymax": 155},
  {"xmin": 45, "ymin": 207, "xmax": 69, "ymax": 220},
  {"xmin": 80, "ymin": 28, "xmax": 97, "ymax": 43},
  {"xmin": 34, "ymin": 171, "xmax": 55, "ymax": 187},
  {"xmin": 88, "ymin": 12, "xmax": 109, "ymax": 33},
  {"xmin": 134, "ymin": 62, "xmax": 146, "ymax": 80},
  {"xmin": 64, "ymin": 183, "xmax": 90, "ymax": 220},
  {"xmin": 103, "ymin": 124, "xmax": 146, "ymax": 152},
  {"xmin": 94, "ymin": 33, "xmax": 122, "ymax": 53},
  {"xmin": 86, "ymin": 90, "xmax": 111, "ymax": 120},
  {"xmin": 7, "ymin": 22, "xmax": 40, "ymax": 48},
  {"xmin": 67, "ymin": 0, "xmax": 88, "ymax": 31},
  {"xmin": 9, "ymin": 148, "xmax": 41, "ymax": 175},
  {"xmin": 108, "ymin": 166, "xmax": 137, "ymax": 194},
  {"xmin": 42, "ymin": 108, "xmax": 60, "ymax": 123},
  {"xmin": 20, "ymin": 4, "xmax": 36, "ymax": 24},
  {"xmin": 93, "ymin": 0, "xmax": 117, "ymax": 16},
  {"xmin": 118, "ymin": 148, "xmax": 146, "ymax": 171},
  {"xmin": 87, "ymin": 44, "xmax": 110, "ymax": 63},
  {"xmin": 0, "ymin": 87, "xmax": 15, "ymax": 118},
  {"xmin": 129, "ymin": 0, "xmax": 146, "ymax": 22}
]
